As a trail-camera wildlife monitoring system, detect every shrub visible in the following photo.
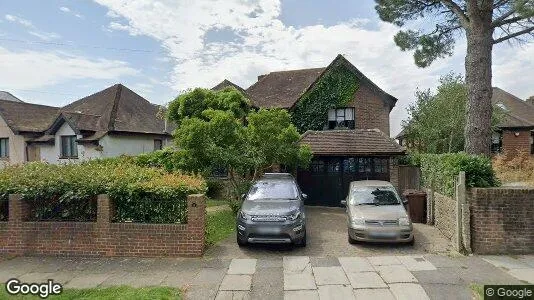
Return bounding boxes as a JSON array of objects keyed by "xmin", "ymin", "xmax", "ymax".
[
  {"xmin": 0, "ymin": 160, "xmax": 206, "ymax": 223},
  {"xmin": 206, "ymin": 179, "xmax": 225, "ymax": 199},
  {"xmin": 493, "ymin": 150, "xmax": 534, "ymax": 185},
  {"xmin": 408, "ymin": 152, "xmax": 499, "ymax": 196}
]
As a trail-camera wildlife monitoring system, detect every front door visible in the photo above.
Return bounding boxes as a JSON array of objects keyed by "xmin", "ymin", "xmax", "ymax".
[
  {"xmin": 26, "ymin": 144, "xmax": 40, "ymax": 162},
  {"xmin": 297, "ymin": 156, "xmax": 390, "ymax": 207}
]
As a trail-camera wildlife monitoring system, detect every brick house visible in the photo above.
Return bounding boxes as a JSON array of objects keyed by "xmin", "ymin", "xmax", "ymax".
[
  {"xmin": 395, "ymin": 87, "xmax": 534, "ymax": 156},
  {"xmin": 214, "ymin": 54, "xmax": 405, "ymax": 206}
]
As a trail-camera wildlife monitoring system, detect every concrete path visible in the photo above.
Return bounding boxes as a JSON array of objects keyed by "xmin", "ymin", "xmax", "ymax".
[
  {"xmin": 482, "ymin": 255, "xmax": 534, "ymax": 284},
  {"xmin": 0, "ymin": 254, "xmax": 527, "ymax": 299}
]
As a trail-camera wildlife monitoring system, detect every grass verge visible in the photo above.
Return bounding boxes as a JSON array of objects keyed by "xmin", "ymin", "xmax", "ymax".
[
  {"xmin": 0, "ymin": 285, "xmax": 181, "ymax": 300},
  {"xmin": 206, "ymin": 209, "xmax": 235, "ymax": 246},
  {"xmin": 470, "ymin": 283, "xmax": 483, "ymax": 300}
]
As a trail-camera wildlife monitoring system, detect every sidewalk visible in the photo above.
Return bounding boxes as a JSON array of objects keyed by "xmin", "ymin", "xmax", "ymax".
[{"xmin": 0, "ymin": 254, "xmax": 531, "ymax": 299}]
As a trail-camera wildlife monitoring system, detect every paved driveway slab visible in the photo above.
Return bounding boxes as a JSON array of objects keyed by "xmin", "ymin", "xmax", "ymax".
[
  {"xmin": 398, "ymin": 256, "xmax": 437, "ymax": 271},
  {"xmin": 219, "ymin": 275, "xmax": 252, "ymax": 291},
  {"xmin": 389, "ymin": 283, "xmax": 430, "ymax": 300},
  {"xmin": 65, "ymin": 273, "xmax": 111, "ymax": 289},
  {"xmin": 508, "ymin": 268, "xmax": 534, "ymax": 283},
  {"xmin": 228, "ymin": 259, "xmax": 257, "ymax": 275},
  {"xmin": 215, "ymin": 291, "xmax": 251, "ymax": 300},
  {"xmin": 283, "ymin": 271, "xmax": 317, "ymax": 290},
  {"xmin": 283, "ymin": 256, "xmax": 309, "ymax": 273},
  {"xmin": 318, "ymin": 285, "xmax": 354, "ymax": 300},
  {"xmin": 376, "ymin": 265, "xmax": 418, "ymax": 283},
  {"xmin": 353, "ymin": 288, "xmax": 395, "ymax": 300},
  {"xmin": 368, "ymin": 256, "xmax": 402, "ymax": 266},
  {"xmin": 284, "ymin": 290, "xmax": 319, "ymax": 300},
  {"xmin": 313, "ymin": 266, "xmax": 349, "ymax": 285},
  {"xmin": 346, "ymin": 271, "xmax": 387, "ymax": 289},
  {"xmin": 338, "ymin": 257, "xmax": 374, "ymax": 273}
]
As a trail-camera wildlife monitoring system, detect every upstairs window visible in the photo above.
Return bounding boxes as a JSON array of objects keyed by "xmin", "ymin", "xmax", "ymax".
[
  {"xmin": 154, "ymin": 139, "xmax": 163, "ymax": 151},
  {"xmin": 60, "ymin": 135, "xmax": 78, "ymax": 158},
  {"xmin": 328, "ymin": 108, "xmax": 355, "ymax": 129},
  {"xmin": 0, "ymin": 138, "xmax": 8, "ymax": 158}
]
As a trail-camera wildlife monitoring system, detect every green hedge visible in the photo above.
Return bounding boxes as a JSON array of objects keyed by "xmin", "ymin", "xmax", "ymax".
[
  {"xmin": 0, "ymin": 160, "xmax": 206, "ymax": 223},
  {"xmin": 403, "ymin": 152, "xmax": 499, "ymax": 197}
]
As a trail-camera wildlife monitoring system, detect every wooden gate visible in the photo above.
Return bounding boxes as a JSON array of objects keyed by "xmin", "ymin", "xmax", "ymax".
[{"xmin": 397, "ymin": 165, "xmax": 421, "ymax": 195}]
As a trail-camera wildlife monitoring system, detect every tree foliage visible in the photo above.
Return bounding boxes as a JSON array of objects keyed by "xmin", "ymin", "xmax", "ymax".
[
  {"xmin": 401, "ymin": 73, "xmax": 503, "ymax": 153},
  {"xmin": 168, "ymin": 88, "xmax": 312, "ymax": 201},
  {"xmin": 376, "ymin": 0, "xmax": 534, "ymax": 67}
]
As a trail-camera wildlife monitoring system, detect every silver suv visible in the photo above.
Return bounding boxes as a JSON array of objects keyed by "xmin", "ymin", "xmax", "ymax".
[{"xmin": 236, "ymin": 173, "xmax": 307, "ymax": 247}]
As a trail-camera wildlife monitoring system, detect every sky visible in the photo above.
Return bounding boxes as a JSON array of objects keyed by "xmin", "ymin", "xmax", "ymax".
[{"xmin": 0, "ymin": 0, "xmax": 532, "ymax": 136}]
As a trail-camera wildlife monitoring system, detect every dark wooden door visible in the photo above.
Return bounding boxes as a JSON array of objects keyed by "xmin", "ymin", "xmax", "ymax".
[{"xmin": 297, "ymin": 156, "xmax": 390, "ymax": 207}]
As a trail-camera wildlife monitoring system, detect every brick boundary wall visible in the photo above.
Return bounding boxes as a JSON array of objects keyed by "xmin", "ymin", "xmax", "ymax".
[
  {"xmin": 0, "ymin": 194, "xmax": 206, "ymax": 257},
  {"xmin": 468, "ymin": 188, "xmax": 534, "ymax": 254}
]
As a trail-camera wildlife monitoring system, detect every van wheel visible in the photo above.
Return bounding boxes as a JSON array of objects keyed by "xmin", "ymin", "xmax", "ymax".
[{"xmin": 237, "ymin": 236, "xmax": 247, "ymax": 247}]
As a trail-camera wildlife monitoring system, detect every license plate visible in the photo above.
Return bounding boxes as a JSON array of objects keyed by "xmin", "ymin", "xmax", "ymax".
[
  {"xmin": 257, "ymin": 227, "xmax": 281, "ymax": 234},
  {"xmin": 369, "ymin": 232, "xmax": 397, "ymax": 239}
]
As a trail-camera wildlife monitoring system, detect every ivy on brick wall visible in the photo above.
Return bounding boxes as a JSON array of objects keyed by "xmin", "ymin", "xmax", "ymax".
[{"xmin": 291, "ymin": 62, "xmax": 359, "ymax": 133}]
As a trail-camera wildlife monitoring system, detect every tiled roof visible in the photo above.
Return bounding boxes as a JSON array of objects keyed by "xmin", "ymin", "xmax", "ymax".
[
  {"xmin": 300, "ymin": 129, "xmax": 405, "ymax": 156},
  {"xmin": 246, "ymin": 67, "xmax": 325, "ymax": 109},
  {"xmin": 0, "ymin": 100, "xmax": 59, "ymax": 133},
  {"xmin": 62, "ymin": 84, "xmax": 173, "ymax": 135},
  {"xmin": 212, "ymin": 79, "xmax": 247, "ymax": 95},
  {"xmin": 0, "ymin": 91, "xmax": 23, "ymax": 102},
  {"xmin": 492, "ymin": 87, "xmax": 534, "ymax": 128},
  {"xmin": 245, "ymin": 54, "xmax": 398, "ymax": 110}
]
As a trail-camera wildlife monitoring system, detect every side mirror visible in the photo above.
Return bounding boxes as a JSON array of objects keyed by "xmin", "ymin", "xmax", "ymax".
[
  {"xmin": 241, "ymin": 194, "xmax": 246, "ymax": 200},
  {"xmin": 340, "ymin": 199, "xmax": 347, "ymax": 207},
  {"xmin": 402, "ymin": 198, "xmax": 408, "ymax": 205},
  {"xmin": 302, "ymin": 193, "xmax": 308, "ymax": 200}
]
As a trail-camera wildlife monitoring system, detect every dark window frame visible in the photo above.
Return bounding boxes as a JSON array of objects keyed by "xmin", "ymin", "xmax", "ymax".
[
  {"xmin": 0, "ymin": 138, "xmax": 8, "ymax": 158},
  {"xmin": 60, "ymin": 135, "xmax": 78, "ymax": 158},
  {"xmin": 154, "ymin": 139, "xmax": 163, "ymax": 151},
  {"xmin": 491, "ymin": 132, "xmax": 503, "ymax": 154},
  {"xmin": 328, "ymin": 107, "xmax": 355, "ymax": 130}
]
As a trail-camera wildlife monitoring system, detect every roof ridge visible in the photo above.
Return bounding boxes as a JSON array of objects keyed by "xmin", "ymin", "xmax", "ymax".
[
  {"xmin": 108, "ymin": 84, "xmax": 123, "ymax": 131},
  {"xmin": 0, "ymin": 99, "xmax": 58, "ymax": 109}
]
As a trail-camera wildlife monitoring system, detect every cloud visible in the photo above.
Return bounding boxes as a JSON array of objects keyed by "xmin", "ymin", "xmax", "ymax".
[
  {"xmin": 93, "ymin": 0, "xmax": 532, "ymax": 135},
  {"xmin": 28, "ymin": 31, "xmax": 61, "ymax": 41},
  {"xmin": 5, "ymin": 14, "xmax": 33, "ymax": 28},
  {"xmin": 0, "ymin": 47, "xmax": 138, "ymax": 89},
  {"xmin": 59, "ymin": 6, "xmax": 84, "ymax": 18}
]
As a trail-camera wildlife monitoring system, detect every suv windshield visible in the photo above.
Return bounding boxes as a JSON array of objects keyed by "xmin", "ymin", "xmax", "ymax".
[
  {"xmin": 348, "ymin": 186, "xmax": 401, "ymax": 206},
  {"xmin": 247, "ymin": 180, "xmax": 299, "ymax": 200}
]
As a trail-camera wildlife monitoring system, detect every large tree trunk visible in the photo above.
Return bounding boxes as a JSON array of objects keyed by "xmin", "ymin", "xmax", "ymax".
[{"xmin": 464, "ymin": 7, "xmax": 494, "ymax": 156}]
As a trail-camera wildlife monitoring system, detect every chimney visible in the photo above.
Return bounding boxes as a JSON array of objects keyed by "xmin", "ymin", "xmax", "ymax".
[{"xmin": 527, "ymin": 96, "xmax": 534, "ymax": 106}]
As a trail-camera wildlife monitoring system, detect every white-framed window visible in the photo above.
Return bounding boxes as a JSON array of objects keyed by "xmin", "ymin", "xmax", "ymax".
[
  {"xmin": 0, "ymin": 138, "xmax": 8, "ymax": 158},
  {"xmin": 328, "ymin": 108, "xmax": 355, "ymax": 129},
  {"xmin": 60, "ymin": 135, "xmax": 78, "ymax": 158}
]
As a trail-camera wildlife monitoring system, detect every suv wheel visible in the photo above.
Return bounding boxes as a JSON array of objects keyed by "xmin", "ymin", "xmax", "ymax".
[
  {"xmin": 237, "ymin": 236, "xmax": 247, "ymax": 247},
  {"xmin": 295, "ymin": 232, "xmax": 307, "ymax": 247},
  {"xmin": 348, "ymin": 234, "xmax": 358, "ymax": 245}
]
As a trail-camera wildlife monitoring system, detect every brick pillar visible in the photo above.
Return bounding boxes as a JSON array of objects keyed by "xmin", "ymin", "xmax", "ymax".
[
  {"xmin": 187, "ymin": 194, "xmax": 206, "ymax": 255},
  {"xmin": 96, "ymin": 194, "xmax": 113, "ymax": 256},
  {"xmin": 97, "ymin": 194, "xmax": 113, "ymax": 225},
  {"xmin": 8, "ymin": 194, "xmax": 29, "ymax": 223},
  {"xmin": 7, "ymin": 194, "xmax": 28, "ymax": 255}
]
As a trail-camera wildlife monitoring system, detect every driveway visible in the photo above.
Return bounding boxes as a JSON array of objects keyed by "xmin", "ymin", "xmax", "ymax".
[{"xmin": 204, "ymin": 206, "xmax": 454, "ymax": 258}]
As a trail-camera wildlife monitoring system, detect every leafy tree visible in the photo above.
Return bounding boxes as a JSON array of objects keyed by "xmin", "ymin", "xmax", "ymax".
[
  {"xmin": 167, "ymin": 87, "xmax": 251, "ymax": 125},
  {"xmin": 375, "ymin": 0, "xmax": 534, "ymax": 155},
  {"xmin": 168, "ymin": 88, "xmax": 312, "ymax": 205},
  {"xmin": 402, "ymin": 73, "xmax": 504, "ymax": 153}
]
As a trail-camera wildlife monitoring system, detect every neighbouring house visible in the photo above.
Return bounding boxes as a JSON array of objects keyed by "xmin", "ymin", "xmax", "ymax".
[
  {"xmin": 0, "ymin": 84, "xmax": 172, "ymax": 167},
  {"xmin": 214, "ymin": 54, "xmax": 405, "ymax": 206},
  {"xmin": 395, "ymin": 87, "xmax": 534, "ymax": 156}
]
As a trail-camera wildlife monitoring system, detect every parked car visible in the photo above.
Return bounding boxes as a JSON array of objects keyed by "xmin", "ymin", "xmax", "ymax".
[
  {"xmin": 341, "ymin": 180, "xmax": 414, "ymax": 245},
  {"xmin": 236, "ymin": 173, "xmax": 307, "ymax": 247}
]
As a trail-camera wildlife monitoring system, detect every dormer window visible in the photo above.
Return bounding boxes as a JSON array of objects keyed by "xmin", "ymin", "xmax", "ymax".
[{"xmin": 328, "ymin": 108, "xmax": 355, "ymax": 129}]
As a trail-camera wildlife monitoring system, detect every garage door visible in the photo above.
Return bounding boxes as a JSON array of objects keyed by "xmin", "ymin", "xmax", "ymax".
[{"xmin": 297, "ymin": 156, "xmax": 390, "ymax": 207}]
